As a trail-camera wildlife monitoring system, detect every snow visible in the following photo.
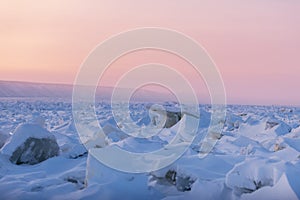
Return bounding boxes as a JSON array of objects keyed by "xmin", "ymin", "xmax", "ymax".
[
  {"xmin": 226, "ymin": 158, "xmax": 284, "ymax": 195},
  {"xmin": 0, "ymin": 130, "xmax": 10, "ymax": 148},
  {"xmin": 0, "ymin": 97, "xmax": 300, "ymax": 199},
  {"xmin": 241, "ymin": 173, "xmax": 298, "ymax": 200},
  {"xmin": 1, "ymin": 123, "xmax": 57, "ymax": 157},
  {"xmin": 85, "ymin": 152, "xmax": 162, "ymax": 200}
]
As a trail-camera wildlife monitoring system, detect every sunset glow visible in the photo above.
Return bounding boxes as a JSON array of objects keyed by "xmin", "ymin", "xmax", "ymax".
[{"xmin": 1, "ymin": 0, "xmax": 299, "ymax": 105}]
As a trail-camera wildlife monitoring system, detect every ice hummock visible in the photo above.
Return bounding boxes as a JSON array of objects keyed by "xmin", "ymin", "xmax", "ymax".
[{"xmin": 1, "ymin": 117, "xmax": 59, "ymax": 165}]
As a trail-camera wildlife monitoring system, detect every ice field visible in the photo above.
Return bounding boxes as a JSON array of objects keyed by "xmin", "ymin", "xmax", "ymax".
[{"xmin": 0, "ymin": 97, "xmax": 300, "ymax": 200}]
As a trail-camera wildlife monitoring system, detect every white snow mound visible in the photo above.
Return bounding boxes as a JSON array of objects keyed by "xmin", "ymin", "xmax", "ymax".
[{"xmin": 1, "ymin": 122, "xmax": 59, "ymax": 165}]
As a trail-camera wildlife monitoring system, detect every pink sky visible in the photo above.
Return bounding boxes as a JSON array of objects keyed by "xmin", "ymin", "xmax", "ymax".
[{"xmin": 0, "ymin": 0, "xmax": 299, "ymax": 105}]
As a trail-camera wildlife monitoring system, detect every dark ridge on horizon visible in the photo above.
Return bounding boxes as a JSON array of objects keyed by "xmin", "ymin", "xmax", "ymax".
[
  {"xmin": 0, "ymin": 80, "xmax": 299, "ymax": 107},
  {"xmin": 0, "ymin": 80, "xmax": 177, "ymax": 102}
]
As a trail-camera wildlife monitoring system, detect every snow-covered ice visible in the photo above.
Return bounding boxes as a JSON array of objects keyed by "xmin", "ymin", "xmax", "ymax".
[{"xmin": 0, "ymin": 98, "xmax": 300, "ymax": 199}]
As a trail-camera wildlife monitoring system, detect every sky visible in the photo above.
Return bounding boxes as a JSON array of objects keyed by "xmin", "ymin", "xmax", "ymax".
[{"xmin": 0, "ymin": 0, "xmax": 299, "ymax": 105}]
